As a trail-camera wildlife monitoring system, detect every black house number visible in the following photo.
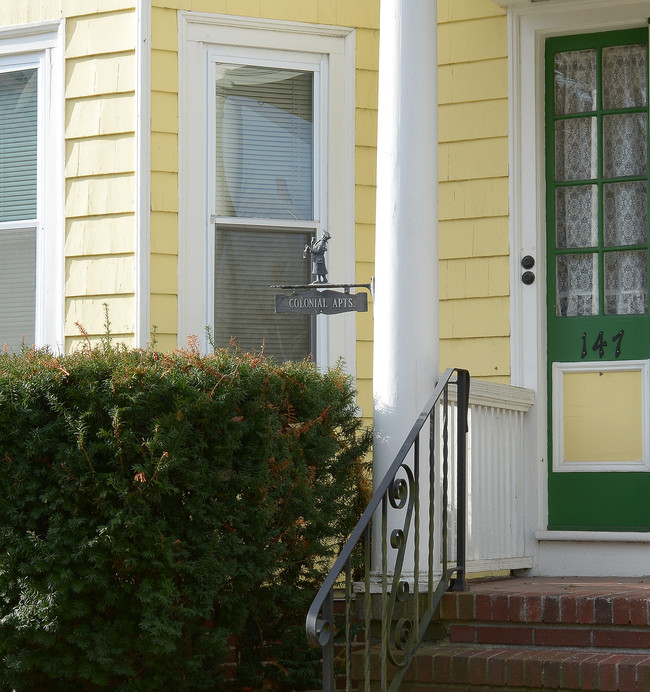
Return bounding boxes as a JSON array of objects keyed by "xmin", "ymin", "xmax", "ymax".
[{"xmin": 581, "ymin": 330, "xmax": 624, "ymax": 359}]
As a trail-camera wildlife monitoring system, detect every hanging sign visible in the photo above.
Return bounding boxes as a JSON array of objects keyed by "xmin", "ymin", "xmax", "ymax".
[{"xmin": 275, "ymin": 289, "xmax": 368, "ymax": 315}]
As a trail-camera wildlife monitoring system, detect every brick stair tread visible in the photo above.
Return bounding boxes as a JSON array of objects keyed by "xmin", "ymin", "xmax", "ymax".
[
  {"xmin": 413, "ymin": 643, "xmax": 650, "ymax": 691},
  {"xmin": 441, "ymin": 590, "xmax": 650, "ymax": 627},
  {"xmin": 448, "ymin": 621, "xmax": 650, "ymax": 649}
]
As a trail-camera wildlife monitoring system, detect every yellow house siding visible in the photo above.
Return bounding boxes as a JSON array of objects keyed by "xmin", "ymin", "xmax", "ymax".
[
  {"xmin": 353, "ymin": 26, "xmax": 377, "ymax": 423},
  {"xmin": 66, "ymin": 54, "xmax": 136, "ymax": 98},
  {"xmin": 439, "ymin": 99, "xmax": 508, "ymax": 143},
  {"xmin": 438, "ymin": 1, "xmax": 510, "ymax": 382},
  {"xmin": 149, "ymin": 0, "xmax": 379, "ymax": 425},
  {"xmin": 438, "ymin": 0, "xmax": 505, "ymax": 22},
  {"xmin": 63, "ymin": 6, "xmax": 138, "ymax": 349},
  {"xmin": 1, "ymin": 1, "xmax": 60, "ymax": 24},
  {"xmin": 150, "ymin": 5, "xmax": 179, "ymax": 350},
  {"xmin": 66, "ymin": 215, "xmax": 135, "ymax": 256}
]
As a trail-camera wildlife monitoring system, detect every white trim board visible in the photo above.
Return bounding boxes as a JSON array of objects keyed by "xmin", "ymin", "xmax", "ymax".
[{"xmin": 135, "ymin": 0, "xmax": 151, "ymax": 348}]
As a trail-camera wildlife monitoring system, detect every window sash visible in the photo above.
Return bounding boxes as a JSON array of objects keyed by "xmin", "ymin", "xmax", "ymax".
[
  {"xmin": 215, "ymin": 64, "xmax": 314, "ymax": 221},
  {"xmin": 210, "ymin": 54, "xmax": 321, "ymax": 361},
  {"xmin": 0, "ymin": 227, "xmax": 36, "ymax": 348},
  {"xmin": 0, "ymin": 67, "xmax": 37, "ymax": 223},
  {"xmin": 213, "ymin": 226, "xmax": 313, "ymax": 361}
]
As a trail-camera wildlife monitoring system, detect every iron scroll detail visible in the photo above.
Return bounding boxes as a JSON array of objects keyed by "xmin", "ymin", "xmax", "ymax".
[{"xmin": 305, "ymin": 368, "xmax": 471, "ymax": 691}]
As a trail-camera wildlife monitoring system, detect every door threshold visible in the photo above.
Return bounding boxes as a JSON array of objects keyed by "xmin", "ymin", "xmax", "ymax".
[{"xmin": 536, "ymin": 530, "xmax": 650, "ymax": 543}]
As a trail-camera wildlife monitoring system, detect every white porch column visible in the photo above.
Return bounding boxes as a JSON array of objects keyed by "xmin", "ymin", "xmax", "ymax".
[{"xmin": 372, "ymin": 0, "xmax": 439, "ymax": 571}]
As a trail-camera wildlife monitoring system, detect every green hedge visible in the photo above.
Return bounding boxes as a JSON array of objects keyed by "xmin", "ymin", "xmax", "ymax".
[{"xmin": 0, "ymin": 344, "xmax": 371, "ymax": 691}]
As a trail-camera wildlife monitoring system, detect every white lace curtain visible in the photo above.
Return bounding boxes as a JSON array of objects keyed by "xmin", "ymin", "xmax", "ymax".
[{"xmin": 554, "ymin": 45, "xmax": 648, "ymax": 317}]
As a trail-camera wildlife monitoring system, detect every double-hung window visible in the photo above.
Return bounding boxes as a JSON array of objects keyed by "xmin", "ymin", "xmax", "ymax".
[
  {"xmin": 211, "ymin": 53, "xmax": 320, "ymax": 362},
  {"xmin": 179, "ymin": 14, "xmax": 356, "ymax": 369},
  {"xmin": 0, "ymin": 23, "xmax": 64, "ymax": 352}
]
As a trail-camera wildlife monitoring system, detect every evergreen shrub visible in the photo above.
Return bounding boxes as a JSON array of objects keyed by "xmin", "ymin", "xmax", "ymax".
[{"xmin": 0, "ymin": 343, "xmax": 371, "ymax": 690}]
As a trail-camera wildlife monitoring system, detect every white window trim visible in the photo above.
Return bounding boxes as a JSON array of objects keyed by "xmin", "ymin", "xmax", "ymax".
[
  {"xmin": 135, "ymin": 3, "xmax": 151, "ymax": 348},
  {"xmin": 505, "ymin": 0, "xmax": 650, "ymax": 542},
  {"xmin": 178, "ymin": 12, "xmax": 356, "ymax": 373},
  {"xmin": 0, "ymin": 21, "xmax": 65, "ymax": 352}
]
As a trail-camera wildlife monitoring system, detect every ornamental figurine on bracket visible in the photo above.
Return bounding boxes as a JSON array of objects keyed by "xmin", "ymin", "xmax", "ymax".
[
  {"xmin": 303, "ymin": 230, "xmax": 331, "ymax": 283},
  {"xmin": 272, "ymin": 230, "xmax": 372, "ymax": 316}
]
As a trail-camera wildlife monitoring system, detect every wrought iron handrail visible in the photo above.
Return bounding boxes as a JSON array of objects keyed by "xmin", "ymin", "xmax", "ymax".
[{"xmin": 306, "ymin": 368, "xmax": 470, "ymax": 691}]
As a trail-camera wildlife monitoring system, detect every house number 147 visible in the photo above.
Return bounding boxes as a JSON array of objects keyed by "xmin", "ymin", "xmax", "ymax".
[{"xmin": 581, "ymin": 330, "xmax": 624, "ymax": 359}]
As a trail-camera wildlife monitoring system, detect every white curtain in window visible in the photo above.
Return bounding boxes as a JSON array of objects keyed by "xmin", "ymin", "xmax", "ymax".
[
  {"xmin": 605, "ymin": 250, "xmax": 648, "ymax": 315},
  {"xmin": 554, "ymin": 44, "xmax": 648, "ymax": 316}
]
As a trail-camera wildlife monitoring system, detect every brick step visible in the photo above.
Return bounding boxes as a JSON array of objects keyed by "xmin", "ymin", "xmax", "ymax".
[
  {"xmin": 448, "ymin": 622, "xmax": 650, "ymax": 649},
  {"xmin": 411, "ymin": 644, "xmax": 650, "ymax": 691},
  {"xmin": 441, "ymin": 589, "xmax": 650, "ymax": 628}
]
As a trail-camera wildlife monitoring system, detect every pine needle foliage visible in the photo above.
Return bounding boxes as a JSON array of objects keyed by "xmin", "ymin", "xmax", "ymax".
[{"xmin": 0, "ymin": 344, "xmax": 372, "ymax": 690}]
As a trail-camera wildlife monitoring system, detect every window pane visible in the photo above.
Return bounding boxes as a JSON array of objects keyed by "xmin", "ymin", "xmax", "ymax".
[
  {"xmin": 604, "ymin": 181, "xmax": 647, "ymax": 247},
  {"xmin": 556, "ymin": 253, "xmax": 599, "ymax": 317},
  {"xmin": 554, "ymin": 49, "xmax": 597, "ymax": 115},
  {"xmin": 603, "ymin": 113, "xmax": 647, "ymax": 178},
  {"xmin": 555, "ymin": 185, "xmax": 598, "ymax": 248},
  {"xmin": 214, "ymin": 227, "xmax": 312, "ymax": 362},
  {"xmin": 555, "ymin": 117, "xmax": 597, "ymax": 181},
  {"xmin": 0, "ymin": 228, "xmax": 36, "ymax": 349},
  {"xmin": 0, "ymin": 68, "xmax": 37, "ymax": 222},
  {"xmin": 605, "ymin": 250, "xmax": 648, "ymax": 315},
  {"xmin": 603, "ymin": 45, "xmax": 647, "ymax": 110},
  {"xmin": 215, "ymin": 64, "xmax": 313, "ymax": 220}
]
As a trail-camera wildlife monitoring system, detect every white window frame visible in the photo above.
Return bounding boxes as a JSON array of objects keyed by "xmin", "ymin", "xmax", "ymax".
[
  {"xmin": 0, "ymin": 21, "xmax": 65, "ymax": 352},
  {"xmin": 178, "ymin": 12, "xmax": 356, "ymax": 371}
]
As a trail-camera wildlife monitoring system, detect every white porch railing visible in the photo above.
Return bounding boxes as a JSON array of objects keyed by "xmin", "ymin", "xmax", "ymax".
[{"xmin": 447, "ymin": 379, "xmax": 535, "ymax": 573}]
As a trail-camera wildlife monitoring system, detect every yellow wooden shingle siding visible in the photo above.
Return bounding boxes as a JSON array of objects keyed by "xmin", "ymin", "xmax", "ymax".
[
  {"xmin": 438, "ymin": 0, "xmax": 510, "ymax": 383},
  {"xmin": 149, "ymin": 1, "xmax": 379, "ymax": 422},
  {"xmin": 150, "ymin": 5, "xmax": 179, "ymax": 353},
  {"xmin": 64, "ymin": 8, "xmax": 137, "ymax": 348}
]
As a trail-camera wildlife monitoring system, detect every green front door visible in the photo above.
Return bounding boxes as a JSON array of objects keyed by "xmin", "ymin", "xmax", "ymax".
[{"xmin": 546, "ymin": 29, "xmax": 650, "ymax": 531}]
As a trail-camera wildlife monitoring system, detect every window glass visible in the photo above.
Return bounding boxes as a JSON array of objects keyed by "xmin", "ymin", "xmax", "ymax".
[
  {"xmin": 0, "ymin": 228, "xmax": 36, "ymax": 348},
  {"xmin": 0, "ymin": 66, "xmax": 38, "ymax": 349},
  {"xmin": 550, "ymin": 36, "xmax": 649, "ymax": 317},
  {"xmin": 215, "ymin": 65, "xmax": 314, "ymax": 220},
  {"xmin": 214, "ymin": 227, "xmax": 312, "ymax": 361},
  {"xmin": 0, "ymin": 68, "xmax": 37, "ymax": 222},
  {"xmin": 212, "ymin": 61, "xmax": 318, "ymax": 361}
]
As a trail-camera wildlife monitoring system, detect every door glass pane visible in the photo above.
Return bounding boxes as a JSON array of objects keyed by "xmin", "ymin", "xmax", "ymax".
[
  {"xmin": 602, "ymin": 45, "xmax": 647, "ymax": 109},
  {"xmin": 0, "ymin": 228, "xmax": 36, "ymax": 349},
  {"xmin": 556, "ymin": 253, "xmax": 599, "ymax": 317},
  {"xmin": 604, "ymin": 250, "xmax": 648, "ymax": 315},
  {"xmin": 603, "ymin": 113, "xmax": 647, "ymax": 178},
  {"xmin": 214, "ymin": 227, "xmax": 312, "ymax": 362},
  {"xmin": 555, "ymin": 118, "xmax": 597, "ymax": 181},
  {"xmin": 0, "ymin": 68, "xmax": 37, "ymax": 223},
  {"xmin": 556, "ymin": 185, "xmax": 598, "ymax": 248},
  {"xmin": 604, "ymin": 181, "xmax": 647, "ymax": 246},
  {"xmin": 215, "ymin": 64, "xmax": 314, "ymax": 220},
  {"xmin": 554, "ymin": 49, "xmax": 597, "ymax": 115}
]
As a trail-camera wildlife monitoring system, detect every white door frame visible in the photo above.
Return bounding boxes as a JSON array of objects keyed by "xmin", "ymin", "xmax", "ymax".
[{"xmin": 503, "ymin": 0, "xmax": 650, "ymax": 576}]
